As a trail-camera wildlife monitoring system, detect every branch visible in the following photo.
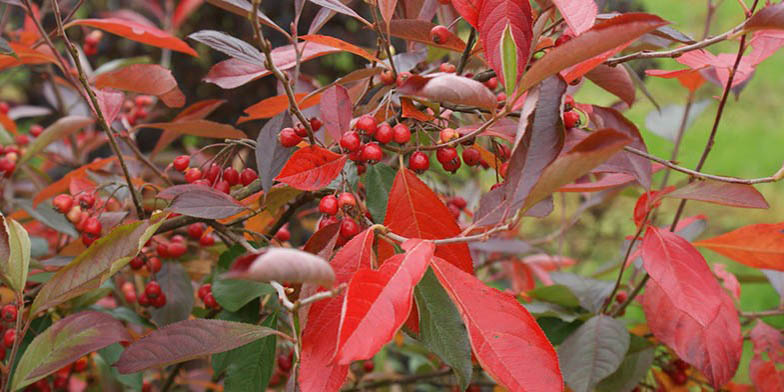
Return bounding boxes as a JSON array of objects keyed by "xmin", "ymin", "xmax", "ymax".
[
  {"xmin": 457, "ymin": 28, "xmax": 477, "ymax": 75},
  {"xmin": 341, "ymin": 369, "xmax": 453, "ymax": 391},
  {"xmin": 740, "ymin": 308, "xmax": 784, "ymax": 318},
  {"xmin": 383, "ymin": 224, "xmax": 511, "ymax": 245}
]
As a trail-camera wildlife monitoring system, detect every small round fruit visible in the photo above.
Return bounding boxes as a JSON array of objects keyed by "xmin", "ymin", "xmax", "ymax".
[
  {"xmin": 439, "ymin": 63, "xmax": 456, "ymax": 73},
  {"xmin": 85, "ymin": 30, "xmax": 103, "ymax": 45},
  {"xmin": 199, "ymin": 234, "xmax": 215, "ymax": 247},
  {"xmin": 309, "ymin": 117, "xmax": 323, "ymax": 132},
  {"xmin": 83, "ymin": 217, "xmax": 102, "ymax": 236},
  {"xmin": 147, "ymin": 256, "xmax": 162, "ymax": 273},
  {"xmin": 360, "ymin": 143, "xmax": 383, "ymax": 164},
  {"xmin": 124, "ymin": 289, "xmax": 137, "ymax": 304},
  {"xmin": 204, "ymin": 293, "xmax": 219, "ymax": 309},
  {"xmin": 340, "ymin": 218, "xmax": 360, "ymax": 239},
  {"xmin": 167, "ymin": 242, "xmax": 187, "ymax": 258},
  {"xmin": 198, "ymin": 284, "xmax": 212, "ymax": 300},
  {"xmin": 555, "ymin": 33, "xmax": 572, "ymax": 47},
  {"xmin": 442, "ymin": 157, "xmax": 461, "ymax": 173},
  {"xmin": 439, "ymin": 128, "xmax": 458, "ymax": 143},
  {"xmin": 615, "ymin": 291, "xmax": 628, "ymax": 303},
  {"xmin": 83, "ymin": 42, "xmax": 97, "ymax": 56},
  {"xmin": 205, "ymin": 163, "xmax": 221, "ymax": 184},
  {"xmin": 451, "ymin": 197, "xmax": 467, "ymax": 210},
  {"xmin": 185, "ymin": 167, "xmax": 203, "ymax": 183},
  {"xmin": 564, "ymin": 95, "xmax": 575, "ymax": 111},
  {"xmin": 392, "ymin": 124, "xmax": 411, "ymax": 144},
  {"xmin": 0, "ymin": 102, "xmax": 8, "ymax": 114},
  {"xmin": 66, "ymin": 206, "xmax": 83, "ymax": 223},
  {"xmin": 363, "ymin": 360, "xmax": 375, "ymax": 372},
  {"xmin": 129, "ymin": 256, "xmax": 145, "ymax": 270},
  {"xmin": 53, "ymin": 194, "xmax": 74, "ymax": 213},
  {"xmin": 152, "ymin": 292, "xmax": 167, "ymax": 308},
  {"xmin": 355, "ymin": 115, "xmax": 377, "ymax": 135},
  {"xmin": 379, "ymin": 69, "xmax": 395, "ymax": 85},
  {"xmin": 1, "ymin": 304, "xmax": 17, "ymax": 322},
  {"xmin": 436, "ymin": 147, "xmax": 458, "ymax": 165},
  {"xmin": 3, "ymin": 329, "xmax": 15, "ymax": 348},
  {"xmin": 495, "ymin": 144, "xmax": 511, "ymax": 160},
  {"xmin": 214, "ymin": 179, "xmax": 231, "ymax": 194},
  {"xmin": 279, "ymin": 128, "xmax": 302, "ymax": 147},
  {"xmin": 30, "ymin": 124, "xmax": 44, "ymax": 137},
  {"xmin": 188, "ymin": 223, "xmax": 205, "ymax": 239},
  {"xmin": 138, "ymin": 293, "xmax": 150, "ymax": 307},
  {"xmin": 340, "ymin": 131, "xmax": 362, "ymax": 152},
  {"xmin": 319, "ymin": 195, "xmax": 339, "ymax": 215},
  {"xmin": 156, "ymin": 242, "xmax": 170, "ymax": 258},
  {"xmin": 240, "ymin": 168, "xmax": 258, "ymax": 186},
  {"xmin": 338, "ymin": 192, "xmax": 356, "ymax": 210},
  {"xmin": 563, "ymin": 110, "xmax": 580, "ymax": 128},
  {"xmin": 430, "ymin": 25, "xmax": 450, "ymax": 44},
  {"xmin": 14, "ymin": 134, "xmax": 29, "ymax": 146},
  {"xmin": 408, "ymin": 151, "xmax": 430, "ymax": 173},
  {"xmin": 81, "ymin": 233, "xmax": 97, "ymax": 246},
  {"xmin": 484, "ymin": 77, "xmax": 499, "ymax": 90},
  {"xmin": 145, "ymin": 281, "xmax": 162, "ymax": 299},
  {"xmin": 318, "ymin": 215, "xmax": 340, "ymax": 230},
  {"xmin": 499, "ymin": 161, "xmax": 509, "ymax": 179},
  {"xmin": 74, "ymin": 356, "xmax": 88, "ymax": 372},
  {"xmin": 374, "ymin": 123, "xmax": 393, "ymax": 144},
  {"xmin": 76, "ymin": 193, "xmax": 96, "ymax": 209},
  {"xmin": 275, "ymin": 226, "xmax": 291, "ymax": 242},
  {"xmin": 396, "ymin": 71, "xmax": 412, "ymax": 87},
  {"xmin": 292, "ymin": 124, "xmax": 308, "ymax": 138},
  {"xmin": 223, "ymin": 167, "xmax": 240, "ymax": 186},
  {"xmin": 462, "ymin": 147, "xmax": 481, "ymax": 166}
]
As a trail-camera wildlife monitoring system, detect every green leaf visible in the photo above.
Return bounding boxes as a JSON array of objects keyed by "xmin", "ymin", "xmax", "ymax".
[
  {"xmin": 364, "ymin": 163, "xmax": 396, "ymax": 222},
  {"xmin": 12, "ymin": 311, "xmax": 131, "ymax": 390},
  {"xmin": 149, "ymin": 262, "xmax": 195, "ymax": 326},
  {"xmin": 536, "ymin": 317, "xmax": 581, "ymax": 346},
  {"xmin": 223, "ymin": 314, "xmax": 278, "ymax": 392},
  {"xmin": 16, "ymin": 200, "xmax": 77, "ymax": 237},
  {"xmin": 217, "ymin": 244, "xmax": 248, "ymax": 273},
  {"xmin": 212, "ymin": 278, "xmax": 274, "ymax": 312},
  {"xmin": 500, "ymin": 24, "xmax": 519, "ymax": 98},
  {"xmin": 528, "ymin": 284, "xmax": 581, "ymax": 308},
  {"xmin": 415, "ymin": 269, "xmax": 472, "ymax": 390},
  {"xmin": 20, "ymin": 116, "xmax": 93, "ymax": 163},
  {"xmin": 212, "ymin": 299, "xmax": 262, "ymax": 374},
  {"xmin": 596, "ymin": 336, "xmax": 655, "ymax": 392},
  {"xmin": 0, "ymin": 213, "xmax": 31, "ymax": 293},
  {"xmin": 98, "ymin": 343, "xmax": 143, "ymax": 390},
  {"xmin": 30, "ymin": 212, "xmax": 168, "ymax": 315},
  {"xmin": 557, "ymin": 315, "xmax": 630, "ymax": 392}
]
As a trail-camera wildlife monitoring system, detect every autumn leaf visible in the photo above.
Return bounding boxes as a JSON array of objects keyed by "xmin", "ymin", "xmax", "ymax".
[
  {"xmin": 693, "ymin": 223, "xmax": 784, "ymax": 270},
  {"xmin": 66, "ymin": 18, "xmax": 198, "ymax": 56},
  {"xmin": 274, "ymin": 146, "xmax": 347, "ymax": 191}
]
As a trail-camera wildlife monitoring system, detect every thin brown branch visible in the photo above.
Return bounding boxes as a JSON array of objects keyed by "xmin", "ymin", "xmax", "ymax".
[
  {"xmin": 341, "ymin": 369, "xmax": 453, "ymax": 392},
  {"xmin": 740, "ymin": 308, "xmax": 784, "ymax": 318}
]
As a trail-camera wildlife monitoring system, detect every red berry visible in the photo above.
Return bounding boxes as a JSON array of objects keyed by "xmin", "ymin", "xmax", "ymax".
[
  {"xmin": 318, "ymin": 215, "xmax": 340, "ymax": 230},
  {"xmin": 145, "ymin": 281, "xmax": 162, "ymax": 299},
  {"xmin": 671, "ymin": 370, "xmax": 687, "ymax": 385},
  {"xmin": 53, "ymin": 194, "xmax": 74, "ymax": 213},
  {"xmin": 85, "ymin": 30, "xmax": 103, "ymax": 46},
  {"xmin": 363, "ymin": 360, "xmax": 375, "ymax": 372},
  {"xmin": 338, "ymin": 192, "xmax": 356, "ymax": 210},
  {"xmin": 484, "ymin": 77, "xmax": 499, "ymax": 90},
  {"xmin": 240, "ymin": 168, "xmax": 258, "ymax": 186},
  {"xmin": 439, "ymin": 128, "xmax": 458, "ymax": 143},
  {"xmin": 279, "ymin": 128, "xmax": 302, "ymax": 147},
  {"xmin": 499, "ymin": 161, "xmax": 509, "ymax": 179},
  {"xmin": 199, "ymin": 234, "xmax": 215, "ymax": 246},
  {"xmin": 392, "ymin": 124, "xmax": 411, "ymax": 144},
  {"xmin": 495, "ymin": 144, "xmax": 511, "ymax": 160},
  {"xmin": 138, "ymin": 293, "xmax": 150, "ymax": 306},
  {"xmin": 173, "ymin": 155, "xmax": 190, "ymax": 172},
  {"xmin": 1, "ymin": 305, "xmax": 16, "ymax": 322},
  {"xmin": 319, "ymin": 195, "xmax": 339, "ymax": 215},
  {"xmin": 185, "ymin": 167, "xmax": 202, "ymax": 183},
  {"xmin": 0, "ymin": 102, "xmax": 8, "ymax": 114},
  {"xmin": 295, "ymin": 124, "xmax": 310, "ymax": 138},
  {"xmin": 555, "ymin": 33, "xmax": 573, "ymax": 47},
  {"xmin": 615, "ymin": 291, "xmax": 628, "ymax": 303},
  {"xmin": 360, "ymin": 142, "xmax": 383, "ymax": 164},
  {"xmin": 167, "ymin": 241, "xmax": 187, "ymax": 258},
  {"xmin": 147, "ymin": 257, "xmax": 162, "ymax": 273},
  {"xmin": 340, "ymin": 131, "xmax": 362, "ymax": 152},
  {"xmin": 564, "ymin": 95, "xmax": 575, "ymax": 111},
  {"xmin": 198, "ymin": 283, "xmax": 212, "ymax": 300},
  {"xmin": 29, "ymin": 124, "xmax": 43, "ymax": 137},
  {"xmin": 356, "ymin": 163, "xmax": 366, "ymax": 175},
  {"xmin": 408, "ymin": 152, "xmax": 430, "ymax": 173},
  {"xmin": 380, "ymin": 69, "xmax": 395, "ymax": 85},
  {"xmin": 355, "ymin": 115, "xmax": 377, "ymax": 135},
  {"xmin": 223, "ymin": 167, "xmax": 240, "ymax": 186},
  {"xmin": 74, "ymin": 356, "xmax": 88, "ymax": 372},
  {"xmin": 442, "ymin": 157, "xmax": 461, "ymax": 173},
  {"xmin": 451, "ymin": 197, "xmax": 467, "ymax": 210},
  {"xmin": 53, "ymin": 375, "xmax": 67, "ymax": 390},
  {"xmin": 340, "ymin": 218, "xmax": 360, "ymax": 239},
  {"xmin": 275, "ymin": 226, "xmax": 291, "ymax": 242},
  {"xmin": 674, "ymin": 359, "xmax": 689, "ymax": 372},
  {"xmin": 374, "ymin": 123, "xmax": 393, "ymax": 144},
  {"xmin": 129, "ymin": 256, "xmax": 145, "ymax": 270},
  {"xmin": 83, "ymin": 217, "xmax": 102, "ymax": 236},
  {"xmin": 135, "ymin": 95, "xmax": 153, "ymax": 107},
  {"xmin": 310, "ymin": 117, "xmax": 323, "ymax": 132},
  {"xmin": 3, "ymin": 329, "xmax": 15, "ymax": 348},
  {"xmin": 436, "ymin": 147, "xmax": 458, "ymax": 165},
  {"xmin": 81, "ymin": 233, "xmax": 97, "ymax": 246},
  {"xmin": 124, "ymin": 290, "xmax": 137, "ymax": 303},
  {"xmin": 430, "ymin": 25, "xmax": 450, "ymax": 44},
  {"xmin": 462, "ymin": 147, "xmax": 481, "ymax": 166},
  {"xmin": 396, "ymin": 71, "xmax": 412, "ymax": 87},
  {"xmin": 203, "ymin": 293, "xmax": 219, "ymax": 309},
  {"xmin": 214, "ymin": 179, "xmax": 231, "ymax": 194},
  {"xmin": 188, "ymin": 223, "xmax": 205, "ymax": 240},
  {"xmin": 563, "ymin": 110, "xmax": 580, "ymax": 128},
  {"xmin": 205, "ymin": 163, "xmax": 221, "ymax": 184},
  {"xmin": 76, "ymin": 193, "xmax": 96, "ymax": 209},
  {"xmin": 496, "ymin": 92, "xmax": 507, "ymax": 104},
  {"xmin": 0, "ymin": 159, "xmax": 15, "ymax": 177},
  {"xmin": 152, "ymin": 292, "xmax": 167, "ymax": 308},
  {"xmin": 156, "ymin": 242, "xmax": 170, "ymax": 258},
  {"xmin": 83, "ymin": 42, "xmax": 97, "ymax": 56},
  {"xmin": 439, "ymin": 63, "xmax": 456, "ymax": 73}
]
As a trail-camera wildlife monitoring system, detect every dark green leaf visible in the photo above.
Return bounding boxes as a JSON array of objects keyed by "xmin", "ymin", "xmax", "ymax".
[
  {"xmin": 597, "ymin": 335, "xmax": 655, "ymax": 392},
  {"xmin": 212, "ymin": 278, "xmax": 274, "ymax": 312},
  {"xmin": 558, "ymin": 315, "xmax": 630, "ymax": 392},
  {"xmin": 98, "ymin": 343, "xmax": 143, "ymax": 390},
  {"xmin": 223, "ymin": 314, "xmax": 278, "ymax": 392},
  {"xmin": 551, "ymin": 272, "xmax": 614, "ymax": 313},
  {"xmin": 536, "ymin": 317, "xmax": 581, "ymax": 346},
  {"xmin": 364, "ymin": 163, "xmax": 396, "ymax": 222},
  {"xmin": 528, "ymin": 284, "xmax": 581, "ymax": 308}
]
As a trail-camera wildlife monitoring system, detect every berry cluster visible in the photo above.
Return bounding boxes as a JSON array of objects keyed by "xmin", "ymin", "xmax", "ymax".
[
  {"xmin": 53, "ymin": 192, "xmax": 109, "ymax": 246},
  {"xmin": 23, "ymin": 356, "xmax": 90, "ymax": 392},
  {"xmin": 197, "ymin": 283, "xmax": 220, "ymax": 310},
  {"xmin": 268, "ymin": 350, "xmax": 294, "ymax": 387},
  {"xmin": 0, "ymin": 118, "xmax": 43, "ymax": 179},
  {"xmin": 318, "ymin": 192, "xmax": 361, "ymax": 244},
  {"xmin": 279, "ymin": 118, "xmax": 323, "ymax": 147},
  {"xmin": 82, "ymin": 30, "xmax": 103, "ymax": 56},
  {"xmin": 174, "ymin": 155, "xmax": 258, "ymax": 193},
  {"xmin": 138, "ymin": 280, "xmax": 167, "ymax": 308},
  {"xmin": 122, "ymin": 95, "xmax": 154, "ymax": 126},
  {"xmin": 562, "ymin": 95, "xmax": 581, "ymax": 129}
]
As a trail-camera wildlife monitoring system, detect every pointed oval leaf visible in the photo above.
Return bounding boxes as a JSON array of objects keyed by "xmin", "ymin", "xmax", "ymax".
[
  {"xmin": 432, "ymin": 257, "xmax": 563, "ymax": 392},
  {"xmin": 552, "ymin": 0, "xmax": 598, "ymax": 35},
  {"xmin": 299, "ymin": 229, "xmax": 375, "ymax": 392},
  {"xmin": 558, "ymin": 315, "xmax": 630, "ymax": 392},
  {"xmin": 307, "ymin": 0, "xmax": 371, "ymax": 26},
  {"xmin": 256, "ymin": 113, "xmax": 293, "ymax": 193},
  {"xmin": 641, "ymin": 278, "xmax": 741, "ymax": 388},
  {"xmin": 0, "ymin": 214, "xmax": 30, "ymax": 293},
  {"xmin": 188, "ymin": 30, "xmax": 264, "ymax": 65},
  {"xmin": 693, "ymin": 223, "xmax": 784, "ymax": 270},
  {"xmin": 335, "ymin": 240, "xmax": 435, "ymax": 364},
  {"xmin": 140, "ymin": 120, "xmax": 246, "ymax": 139},
  {"xmin": 116, "ymin": 319, "xmax": 284, "ymax": 373},
  {"xmin": 397, "ymin": 73, "xmax": 497, "ymax": 110},
  {"xmin": 274, "ymin": 146, "xmax": 347, "ymax": 191},
  {"xmin": 319, "ymin": 85, "xmax": 352, "ymax": 141},
  {"xmin": 477, "ymin": 0, "xmax": 533, "ymax": 87},
  {"xmin": 158, "ymin": 184, "xmax": 246, "ymax": 219},
  {"xmin": 226, "ymin": 248, "xmax": 335, "ymax": 287},
  {"xmin": 12, "ymin": 311, "xmax": 131, "ymax": 391},
  {"xmin": 585, "ymin": 64, "xmax": 636, "ymax": 107},
  {"xmin": 641, "ymin": 226, "xmax": 723, "ymax": 326},
  {"xmin": 299, "ymin": 35, "xmax": 380, "ymax": 62},
  {"xmin": 387, "ymin": 20, "xmax": 467, "ymax": 52},
  {"xmin": 746, "ymin": 3, "xmax": 784, "ymax": 32},
  {"xmin": 20, "ymin": 116, "xmax": 93, "ymax": 163},
  {"xmin": 501, "ymin": 24, "xmax": 520, "ymax": 96},
  {"xmin": 66, "ymin": 18, "xmax": 197, "ymax": 56},
  {"xmin": 93, "ymin": 64, "xmax": 185, "ymax": 108},
  {"xmin": 666, "ymin": 180, "xmax": 769, "ymax": 209},
  {"xmin": 588, "ymin": 106, "xmax": 652, "ymax": 189},
  {"xmin": 240, "ymin": 92, "xmax": 322, "ymax": 122},
  {"xmin": 30, "ymin": 214, "xmax": 167, "ymax": 315}
]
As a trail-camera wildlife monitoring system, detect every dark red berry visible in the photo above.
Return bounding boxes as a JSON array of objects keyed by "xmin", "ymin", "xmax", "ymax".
[
  {"xmin": 167, "ymin": 241, "xmax": 187, "ymax": 258},
  {"xmin": 74, "ymin": 356, "xmax": 88, "ymax": 372},
  {"xmin": 436, "ymin": 147, "xmax": 458, "ymax": 165},
  {"xmin": 408, "ymin": 152, "xmax": 430, "ymax": 173},
  {"xmin": 223, "ymin": 167, "xmax": 240, "ymax": 186},
  {"xmin": 81, "ymin": 233, "xmax": 97, "ymax": 246},
  {"xmin": 338, "ymin": 192, "xmax": 356, "ymax": 210},
  {"xmin": 615, "ymin": 291, "xmax": 628, "ymax": 303},
  {"xmin": 138, "ymin": 293, "xmax": 150, "ymax": 306},
  {"xmin": 240, "ymin": 168, "xmax": 258, "ymax": 186},
  {"xmin": 292, "ymin": 124, "xmax": 308, "ymax": 138},
  {"xmin": 0, "ymin": 102, "xmax": 8, "ymax": 114},
  {"xmin": 188, "ymin": 223, "xmax": 205, "ymax": 240},
  {"xmin": 275, "ymin": 226, "xmax": 291, "ymax": 242},
  {"xmin": 363, "ymin": 360, "xmax": 375, "ymax": 372},
  {"xmin": 319, "ymin": 195, "xmax": 339, "ymax": 215},
  {"xmin": 83, "ymin": 217, "xmax": 102, "ymax": 236},
  {"xmin": 279, "ymin": 128, "xmax": 302, "ymax": 147},
  {"xmin": 355, "ymin": 115, "xmax": 377, "ymax": 135},
  {"xmin": 430, "ymin": 25, "xmax": 450, "ymax": 44},
  {"xmin": 563, "ymin": 110, "xmax": 580, "ymax": 128},
  {"xmin": 499, "ymin": 162, "xmax": 509, "ymax": 179},
  {"xmin": 129, "ymin": 256, "xmax": 145, "ymax": 270},
  {"xmin": 147, "ymin": 257, "xmax": 162, "ymax": 273},
  {"xmin": 442, "ymin": 157, "xmax": 461, "ymax": 173},
  {"xmin": 396, "ymin": 71, "xmax": 412, "ymax": 87},
  {"xmin": 76, "ymin": 193, "xmax": 95, "ymax": 209},
  {"xmin": 462, "ymin": 147, "xmax": 481, "ymax": 166},
  {"xmin": 318, "ymin": 215, "xmax": 340, "ymax": 230},
  {"xmin": 199, "ymin": 234, "xmax": 215, "ymax": 246},
  {"xmin": 152, "ymin": 292, "xmax": 167, "ymax": 308},
  {"xmin": 1, "ymin": 305, "xmax": 17, "ymax": 322},
  {"xmin": 205, "ymin": 163, "xmax": 221, "ymax": 184},
  {"xmin": 340, "ymin": 218, "xmax": 360, "ymax": 239},
  {"xmin": 3, "ymin": 329, "xmax": 15, "ymax": 348},
  {"xmin": 374, "ymin": 123, "xmax": 393, "ymax": 144},
  {"xmin": 451, "ymin": 197, "xmax": 467, "ymax": 210},
  {"xmin": 203, "ymin": 293, "xmax": 219, "ymax": 309},
  {"xmin": 198, "ymin": 283, "xmax": 212, "ymax": 300},
  {"xmin": 380, "ymin": 70, "xmax": 395, "ymax": 85},
  {"xmin": 484, "ymin": 77, "xmax": 499, "ymax": 90},
  {"xmin": 392, "ymin": 124, "xmax": 411, "ymax": 144},
  {"xmin": 310, "ymin": 117, "xmax": 323, "ymax": 132},
  {"xmin": 360, "ymin": 143, "xmax": 383, "ymax": 164},
  {"xmin": 185, "ymin": 167, "xmax": 202, "ymax": 183},
  {"xmin": 214, "ymin": 179, "xmax": 231, "ymax": 194},
  {"xmin": 340, "ymin": 131, "xmax": 361, "ymax": 152},
  {"xmin": 53, "ymin": 194, "xmax": 74, "ymax": 213},
  {"xmin": 30, "ymin": 124, "xmax": 43, "ymax": 137},
  {"xmin": 564, "ymin": 95, "xmax": 575, "ymax": 111},
  {"xmin": 145, "ymin": 281, "xmax": 162, "ymax": 299}
]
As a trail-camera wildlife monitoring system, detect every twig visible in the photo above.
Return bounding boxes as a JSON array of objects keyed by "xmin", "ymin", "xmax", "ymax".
[
  {"xmin": 740, "ymin": 308, "xmax": 784, "ymax": 318},
  {"xmin": 295, "ymin": 283, "xmax": 347, "ymax": 310},
  {"xmin": 119, "ymin": 136, "xmax": 173, "ymax": 186},
  {"xmin": 457, "ymin": 28, "xmax": 477, "ymax": 75},
  {"xmin": 383, "ymin": 224, "xmax": 511, "ymax": 245},
  {"xmin": 603, "ymin": 213, "xmax": 649, "ymax": 314},
  {"xmin": 51, "ymin": 0, "xmax": 145, "ymax": 220},
  {"xmin": 271, "ymin": 281, "xmax": 296, "ymax": 310},
  {"xmin": 341, "ymin": 368, "xmax": 453, "ymax": 391},
  {"xmin": 160, "ymin": 363, "xmax": 184, "ymax": 392}
]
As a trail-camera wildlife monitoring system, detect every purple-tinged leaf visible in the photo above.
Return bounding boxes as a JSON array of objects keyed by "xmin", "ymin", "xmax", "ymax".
[
  {"xmin": 256, "ymin": 113, "xmax": 294, "ymax": 193},
  {"xmin": 320, "ymin": 85, "xmax": 352, "ymax": 142},
  {"xmin": 665, "ymin": 180, "xmax": 769, "ymax": 209},
  {"xmin": 225, "ymin": 248, "xmax": 335, "ymax": 287},
  {"xmin": 588, "ymin": 106, "xmax": 652, "ymax": 189},
  {"xmin": 149, "ymin": 262, "xmax": 195, "ymax": 326},
  {"xmin": 558, "ymin": 315, "xmax": 629, "ymax": 392},
  {"xmin": 158, "ymin": 184, "xmax": 246, "ymax": 219},
  {"xmin": 20, "ymin": 116, "xmax": 93, "ymax": 163},
  {"xmin": 188, "ymin": 30, "xmax": 264, "ymax": 65},
  {"xmin": 397, "ymin": 73, "xmax": 497, "ymax": 110},
  {"xmin": 204, "ymin": 0, "xmax": 288, "ymax": 37},
  {"xmin": 552, "ymin": 0, "xmax": 598, "ymax": 35},
  {"xmin": 116, "ymin": 319, "xmax": 285, "ymax": 374},
  {"xmin": 585, "ymin": 64, "xmax": 635, "ymax": 107},
  {"xmin": 308, "ymin": 0, "xmax": 371, "ymax": 26},
  {"xmin": 12, "ymin": 311, "xmax": 131, "ymax": 390}
]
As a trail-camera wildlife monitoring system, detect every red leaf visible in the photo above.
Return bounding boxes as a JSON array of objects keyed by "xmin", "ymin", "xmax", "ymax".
[
  {"xmin": 588, "ymin": 106, "xmax": 652, "ymax": 189},
  {"xmin": 153, "ymin": 99, "xmax": 226, "ymax": 155},
  {"xmin": 646, "ymin": 68, "xmax": 706, "ymax": 92},
  {"xmin": 387, "ymin": 20, "xmax": 467, "ymax": 52},
  {"xmin": 335, "ymin": 240, "xmax": 435, "ymax": 364},
  {"xmin": 379, "ymin": 0, "xmax": 398, "ymax": 27},
  {"xmin": 66, "ymin": 18, "xmax": 198, "ymax": 56},
  {"xmin": 299, "ymin": 34, "xmax": 380, "ymax": 62},
  {"xmin": 140, "ymin": 120, "xmax": 246, "ymax": 139},
  {"xmin": 172, "ymin": 0, "xmax": 204, "ymax": 30},
  {"xmin": 693, "ymin": 223, "xmax": 784, "ymax": 271},
  {"xmin": 641, "ymin": 226, "xmax": 724, "ymax": 326},
  {"xmin": 299, "ymin": 229, "xmax": 375, "ymax": 392},
  {"xmin": 239, "ymin": 93, "xmax": 322, "ymax": 122},
  {"xmin": 585, "ymin": 64, "xmax": 635, "ymax": 106},
  {"xmin": 384, "ymin": 168, "xmax": 474, "ymax": 274},
  {"xmin": 33, "ymin": 157, "xmax": 116, "ymax": 206},
  {"xmin": 401, "ymin": 98, "xmax": 435, "ymax": 121},
  {"xmin": 274, "ymin": 146, "xmax": 347, "ymax": 191},
  {"xmin": 641, "ymin": 278, "xmax": 741, "ymax": 388},
  {"xmin": 320, "ymin": 85, "xmax": 352, "ymax": 141},
  {"xmin": 431, "ymin": 257, "xmax": 563, "ymax": 392},
  {"xmin": 632, "ymin": 188, "xmax": 673, "ymax": 227},
  {"xmin": 93, "ymin": 64, "xmax": 185, "ymax": 108},
  {"xmin": 552, "ymin": 0, "xmax": 598, "ymax": 35},
  {"xmin": 750, "ymin": 321, "xmax": 784, "ymax": 392},
  {"xmin": 713, "ymin": 264, "xmax": 741, "ymax": 301},
  {"xmin": 665, "ymin": 180, "xmax": 769, "ymax": 209},
  {"xmin": 451, "ymin": 0, "xmax": 482, "ymax": 27},
  {"xmin": 397, "ymin": 73, "xmax": 497, "ymax": 110},
  {"xmin": 475, "ymin": 0, "xmax": 533, "ymax": 86}
]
